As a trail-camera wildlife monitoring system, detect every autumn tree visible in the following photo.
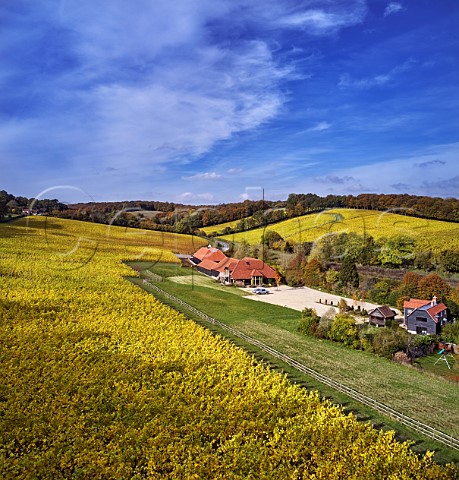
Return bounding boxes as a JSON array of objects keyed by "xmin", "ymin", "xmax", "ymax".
[
  {"xmin": 370, "ymin": 280, "xmax": 393, "ymax": 305},
  {"xmin": 234, "ymin": 239, "xmax": 251, "ymax": 259},
  {"xmin": 417, "ymin": 273, "xmax": 451, "ymax": 303},
  {"xmin": 303, "ymin": 258, "xmax": 325, "ymax": 288},
  {"xmin": 397, "ymin": 272, "xmax": 421, "ymax": 298},
  {"xmin": 325, "ymin": 268, "xmax": 339, "ymax": 289},
  {"xmin": 261, "ymin": 230, "xmax": 283, "ymax": 249},
  {"xmin": 338, "ymin": 298, "xmax": 349, "ymax": 314},
  {"xmin": 372, "ymin": 327, "xmax": 409, "ymax": 358},
  {"xmin": 285, "ymin": 250, "xmax": 307, "ymax": 286},
  {"xmin": 436, "ymin": 250, "xmax": 459, "ymax": 273}
]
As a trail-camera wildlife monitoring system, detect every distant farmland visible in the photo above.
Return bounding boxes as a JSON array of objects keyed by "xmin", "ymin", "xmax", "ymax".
[{"xmin": 214, "ymin": 209, "xmax": 459, "ymax": 253}]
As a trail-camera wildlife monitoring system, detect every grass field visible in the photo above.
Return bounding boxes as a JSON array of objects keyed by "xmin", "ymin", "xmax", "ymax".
[
  {"xmin": 215, "ymin": 208, "xmax": 459, "ymax": 253},
  {"xmin": 135, "ymin": 263, "xmax": 459, "ymax": 449}
]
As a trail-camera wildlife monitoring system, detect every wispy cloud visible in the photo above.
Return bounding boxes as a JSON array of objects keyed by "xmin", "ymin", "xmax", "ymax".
[
  {"xmin": 422, "ymin": 175, "xmax": 459, "ymax": 197},
  {"xmin": 2, "ymin": 1, "xmax": 456, "ymax": 204},
  {"xmin": 182, "ymin": 172, "xmax": 223, "ymax": 181},
  {"xmin": 384, "ymin": 2, "xmax": 404, "ymax": 18},
  {"xmin": 300, "ymin": 121, "xmax": 332, "ymax": 133},
  {"xmin": 391, "ymin": 182, "xmax": 410, "ymax": 191},
  {"xmin": 338, "ymin": 58, "xmax": 415, "ymax": 89},
  {"xmin": 415, "ymin": 159, "xmax": 446, "ymax": 168},
  {"xmin": 1, "ymin": 1, "xmax": 294, "ymax": 181},
  {"xmin": 275, "ymin": 1, "xmax": 367, "ymax": 35},
  {"xmin": 177, "ymin": 192, "xmax": 214, "ymax": 202},
  {"xmin": 310, "ymin": 143, "xmax": 459, "ymax": 197}
]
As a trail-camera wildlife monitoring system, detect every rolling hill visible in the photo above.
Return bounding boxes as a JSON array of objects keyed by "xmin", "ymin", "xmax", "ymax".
[{"xmin": 214, "ymin": 208, "xmax": 459, "ymax": 253}]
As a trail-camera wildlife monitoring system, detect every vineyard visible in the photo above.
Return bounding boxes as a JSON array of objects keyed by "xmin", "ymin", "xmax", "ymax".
[
  {"xmin": 0, "ymin": 217, "xmax": 457, "ymax": 478},
  {"xmin": 214, "ymin": 208, "xmax": 459, "ymax": 253}
]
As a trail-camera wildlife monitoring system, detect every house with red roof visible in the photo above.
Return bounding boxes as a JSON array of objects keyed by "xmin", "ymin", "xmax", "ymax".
[
  {"xmin": 229, "ymin": 257, "xmax": 277, "ymax": 286},
  {"xmin": 191, "ymin": 246, "xmax": 227, "ymax": 265},
  {"xmin": 403, "ymin": 297, "xmax": 449, "ymax": 335},
  {"xmin": 191, "ymin": 247, "xmax": 277, "ymax": 286}
]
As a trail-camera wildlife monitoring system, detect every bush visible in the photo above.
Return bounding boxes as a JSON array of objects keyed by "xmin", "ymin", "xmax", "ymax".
[
  {"xmin": 441, "ymin": 322, "xmax": 459, "ymax": 344},
  {"xmin": 328, "ymin": 314, "xmax": 358, "ymax": 346},
  {"xmin": 372, "ymin": 327, "xmax": 409, "ymax": 359},
  {"xmin": 407, "ymin": 334, "xmax": 437, "ymax": 358},
  {"xmin": 298, "ymin": 308, "xmax": 321, "ymax": 336},
  {"xmin": 359, "ymin": 325, "xmax": 381, "ymax": 352},
  {"xmin": 315, "ymin": 308, "xmax": 335, "ymax": 339}
]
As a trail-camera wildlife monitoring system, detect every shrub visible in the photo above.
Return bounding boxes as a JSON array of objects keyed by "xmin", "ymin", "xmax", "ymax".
[
  {"xmin": 315, "ymin": 308, "xmax": 335, "ymax": 339},
  {"xmin": 441, "ymin": 322, "xmax": 459, "ymax": 344},
  {"xmin": 372, "ymin": 327, "xmax": 409, "ymax": 359},
  {"xmin": 298, "ymin": 308, "xmax": 321, "ymax": 336},
  {"xmin": 359, "ymin": 326, "xmax": 380, "ymax": 352},
  {"xmin": 328, "ymin": 314, "xmax": 358, "ymax": 346}
]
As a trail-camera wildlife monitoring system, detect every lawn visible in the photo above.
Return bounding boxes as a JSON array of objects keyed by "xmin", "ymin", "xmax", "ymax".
[{"xmin": 415, "ymin": 352, "xmax": 459, "ymax": 382}]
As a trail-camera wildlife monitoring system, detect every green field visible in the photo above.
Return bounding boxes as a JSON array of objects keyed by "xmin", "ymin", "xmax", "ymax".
[
  {"xmin": 134, "ymin": 263, "xmax": 459, "ymax": 450},
  {"xmin": 215, "ymin": 209, "xmax": 459, "ymax": 253}
]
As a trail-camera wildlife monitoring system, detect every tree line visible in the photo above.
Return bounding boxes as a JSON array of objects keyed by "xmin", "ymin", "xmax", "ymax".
[
  {"xmin": 0, "ymin": 190, "xmax": 66, "ymax": 220},
  {"xmin": 3, "ymin": 189, "xmax": 459, "ymax": 232}
]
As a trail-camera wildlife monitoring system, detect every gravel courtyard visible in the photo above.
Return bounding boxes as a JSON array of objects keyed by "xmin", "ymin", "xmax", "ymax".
[{"xmin": 245, "ymin": 285, "xmax": 399, "ymax": 320}]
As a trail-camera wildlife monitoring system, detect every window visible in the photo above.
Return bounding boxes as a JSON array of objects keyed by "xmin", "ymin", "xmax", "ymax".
[
  {"xmin": 416, "ymin": 326, "xmax": 428, "ymax": 335},
  {"xmin": 415, "ymin": 316, "xmax": 427, "ymax": 322}
]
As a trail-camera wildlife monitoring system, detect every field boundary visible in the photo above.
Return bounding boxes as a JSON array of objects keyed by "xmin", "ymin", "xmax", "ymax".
[{"xmin": 146, "ymin": 280, "xmax": 459, "ymax": 452}]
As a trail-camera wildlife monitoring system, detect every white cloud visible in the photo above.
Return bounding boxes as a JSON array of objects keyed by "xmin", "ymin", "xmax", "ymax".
[
  {"xmin": 384, "ymin": 2, "xmax": 403, "ymax": 17},
  {"xmin": 177, "ymin": 192, "xmax": 214, "ymax": 202},
  {"xmin": 301, "ymin": 121, "xmax": 332, "ymax": 133},
  {"xmin": 182, "ymin": 172, "xmax": 223, "ymax": 181},
  {"xmin": 275, "ymin": 1, "xmax": 367, "ymax": 35},
  {"xmin": 338, "ymin": 59, "xmax": 415, "ymax": 89}
]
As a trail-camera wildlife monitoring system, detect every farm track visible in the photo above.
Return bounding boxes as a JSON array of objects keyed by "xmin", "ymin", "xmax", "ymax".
[{"xmin": 145, "ymin": 280, "xmax": 459, "ymax": 452}]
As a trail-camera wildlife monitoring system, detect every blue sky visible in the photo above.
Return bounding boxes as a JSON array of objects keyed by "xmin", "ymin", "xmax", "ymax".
[{"xmin": 1, "ymin": 0, "xmax": 458, "ymax": 204}]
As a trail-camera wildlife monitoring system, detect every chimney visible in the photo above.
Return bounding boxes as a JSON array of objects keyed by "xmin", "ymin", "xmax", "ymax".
[{"xmin": 431, "ymin": 296, "xmax": 437, "ymax": 306}]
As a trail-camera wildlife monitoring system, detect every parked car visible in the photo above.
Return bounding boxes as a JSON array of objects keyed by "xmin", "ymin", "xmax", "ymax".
[{"xmin": 252, "ymin": 287, "xmax": 269, "ymax": 295}]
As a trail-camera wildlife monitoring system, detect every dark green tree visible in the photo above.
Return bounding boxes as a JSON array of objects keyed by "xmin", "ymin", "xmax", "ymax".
[
  {"xmin": 436, "ymin": 250, "xmax": 459, "ymax": 273},
  {"xmin": 338, "ymin": 256, "xmax": 359, "ymax": 289},
  {"xmin": 261, "ymin": 230, "xmax": 283, "ymax": 249}
]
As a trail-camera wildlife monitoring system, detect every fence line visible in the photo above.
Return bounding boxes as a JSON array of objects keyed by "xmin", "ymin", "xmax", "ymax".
[{"xmin": 145, "ymin": 281, "xmax": 459, "ymax": 452}]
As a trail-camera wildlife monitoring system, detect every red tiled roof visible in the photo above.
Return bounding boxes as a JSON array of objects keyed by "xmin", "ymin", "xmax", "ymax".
[
  {"xmin": 193, "ymin": 247, "xmax": 211, "ymax": 261},
  {"xmin": 197, "ymin": 259, "xmax": 220, "ymax": 271},
  {"xmin": 193, "ymin": 247, "xmax": 227, "ymax": 263},
  {"xmin": 231, "ymin": 257, "xmax": 277, "ymax": 281},
  {"xmin": 403, "ymin": 298, "xmax": 430, "ymax": 309},
  {"xmin": 427, "ymin": 303, "xmax": 447, "ymax": 320},
  {"xmin": 214, "ymin": 257, "xmax": 239, "ymax": 273}
]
